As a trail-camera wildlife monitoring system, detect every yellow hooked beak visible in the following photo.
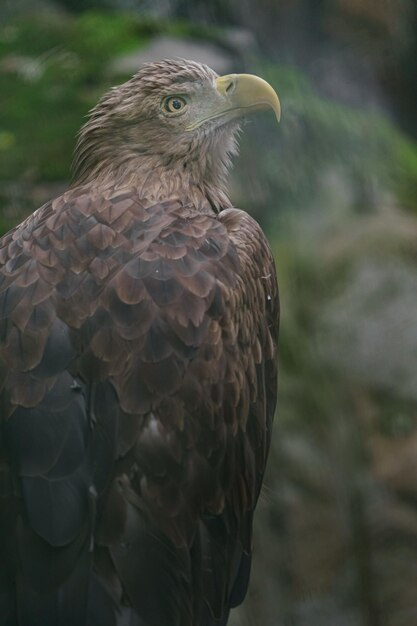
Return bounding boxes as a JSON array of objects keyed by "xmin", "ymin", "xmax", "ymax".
[
  {"xmin": 186, "ymin": 73, "xmax": 281, "ymax": 131},
  {"xmin": 215, "ymin": 73, "xmax": 281, "ymax": 122}
]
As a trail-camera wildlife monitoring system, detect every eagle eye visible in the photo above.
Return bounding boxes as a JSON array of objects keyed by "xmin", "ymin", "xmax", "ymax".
[{"xmin": 162, "ymin": 96, "xmax": 187, "ymax": 115}]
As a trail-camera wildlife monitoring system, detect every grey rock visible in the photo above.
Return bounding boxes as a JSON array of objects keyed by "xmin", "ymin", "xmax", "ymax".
[
  {"xmin": 221, "ymin": 27, "xmax": 257, "ymax": 54},
  {"xmin": 110, "ymin": 35, "xmax": 234, "ymax": 76},
  {"xmin": 321, "ymin": 258, "xmax": 417, "ymax": 401}
]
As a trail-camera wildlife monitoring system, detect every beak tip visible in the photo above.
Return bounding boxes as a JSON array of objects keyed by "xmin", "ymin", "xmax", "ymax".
[{"xmin": 272, "ymin": 97, "xmax": 281, "ymax": 123}]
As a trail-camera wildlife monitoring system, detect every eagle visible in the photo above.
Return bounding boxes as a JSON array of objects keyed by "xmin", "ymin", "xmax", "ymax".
[{"xmin": 0, "ymin": 59, "xmax": 280, "ymax": 626}]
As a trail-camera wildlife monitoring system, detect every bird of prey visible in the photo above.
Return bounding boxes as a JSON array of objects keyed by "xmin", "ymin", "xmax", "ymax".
[{"xmin": 0, "ymin": 59, "xmax": 280, "ymax": 626}]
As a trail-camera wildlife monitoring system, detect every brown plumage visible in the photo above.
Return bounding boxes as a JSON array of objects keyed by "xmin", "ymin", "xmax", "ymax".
[{"xmin": 0, "ymin": 59, "xmax": 280, "ymax": 626}]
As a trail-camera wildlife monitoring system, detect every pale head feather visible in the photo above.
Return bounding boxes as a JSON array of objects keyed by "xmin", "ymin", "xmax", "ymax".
[{"xmin": 72, "ymin": 59, "xmax": 242, "ymax": 212}]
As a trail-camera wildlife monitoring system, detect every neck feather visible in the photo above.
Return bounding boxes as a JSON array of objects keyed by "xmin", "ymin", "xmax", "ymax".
[{"xmin": 71, "ymin": 123, "xmax": 237, "ymax": 214}]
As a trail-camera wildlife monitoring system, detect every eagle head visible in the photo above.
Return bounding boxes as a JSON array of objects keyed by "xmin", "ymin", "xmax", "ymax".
[{"xmin": 72, "ymin": 59, "xmax": 280, "ymax": 208}]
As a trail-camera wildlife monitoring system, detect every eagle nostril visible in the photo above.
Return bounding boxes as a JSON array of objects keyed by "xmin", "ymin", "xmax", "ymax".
[{"xmin": 225, "ymin": 79, "xmax": 236, "ymax": 95}]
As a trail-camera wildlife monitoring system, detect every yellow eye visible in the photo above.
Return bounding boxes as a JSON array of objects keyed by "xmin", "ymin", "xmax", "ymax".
[{"xmin": 163, "ymin": 96, "xmax": 187, "ymax": 114}]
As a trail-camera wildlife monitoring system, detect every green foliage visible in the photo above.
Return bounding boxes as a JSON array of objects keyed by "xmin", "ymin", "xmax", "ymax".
[
  {"xmin": 71, "ymin": 12, "xmax": 143, "ymax": 69},
  {"xmin": 0, "ymin": 11, "xmax": 148, "ymax": 183}
]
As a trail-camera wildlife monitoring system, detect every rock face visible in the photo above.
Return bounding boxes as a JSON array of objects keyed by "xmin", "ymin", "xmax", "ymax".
[
  {"xmin": 317, "ymin": 207, "xmax": 417, "ymax": 401},
  {"xmin": 323, "ymin": 258, "xmax": 417, "ymax": 401}
]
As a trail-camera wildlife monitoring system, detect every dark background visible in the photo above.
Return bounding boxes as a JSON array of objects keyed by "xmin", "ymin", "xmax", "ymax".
[{"xmin": 1, "ymin": 1, "xmax": 417, "ymax": 624}]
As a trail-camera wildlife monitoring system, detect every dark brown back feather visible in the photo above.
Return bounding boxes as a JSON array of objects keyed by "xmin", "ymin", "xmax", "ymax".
[{"xmin": 0, "ymin": 185, "xmax": 278, "ymax": 626}]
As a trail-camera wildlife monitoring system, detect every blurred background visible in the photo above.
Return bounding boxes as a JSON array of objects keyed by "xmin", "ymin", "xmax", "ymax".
[{"xmin": 1, "ymin": 0, "xmax": 417, "ymax": 624}]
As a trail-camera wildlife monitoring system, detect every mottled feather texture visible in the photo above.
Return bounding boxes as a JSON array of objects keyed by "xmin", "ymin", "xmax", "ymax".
[{"xmin": 0, "ymin": 59, "xmax": 278, "ymax": 626}]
